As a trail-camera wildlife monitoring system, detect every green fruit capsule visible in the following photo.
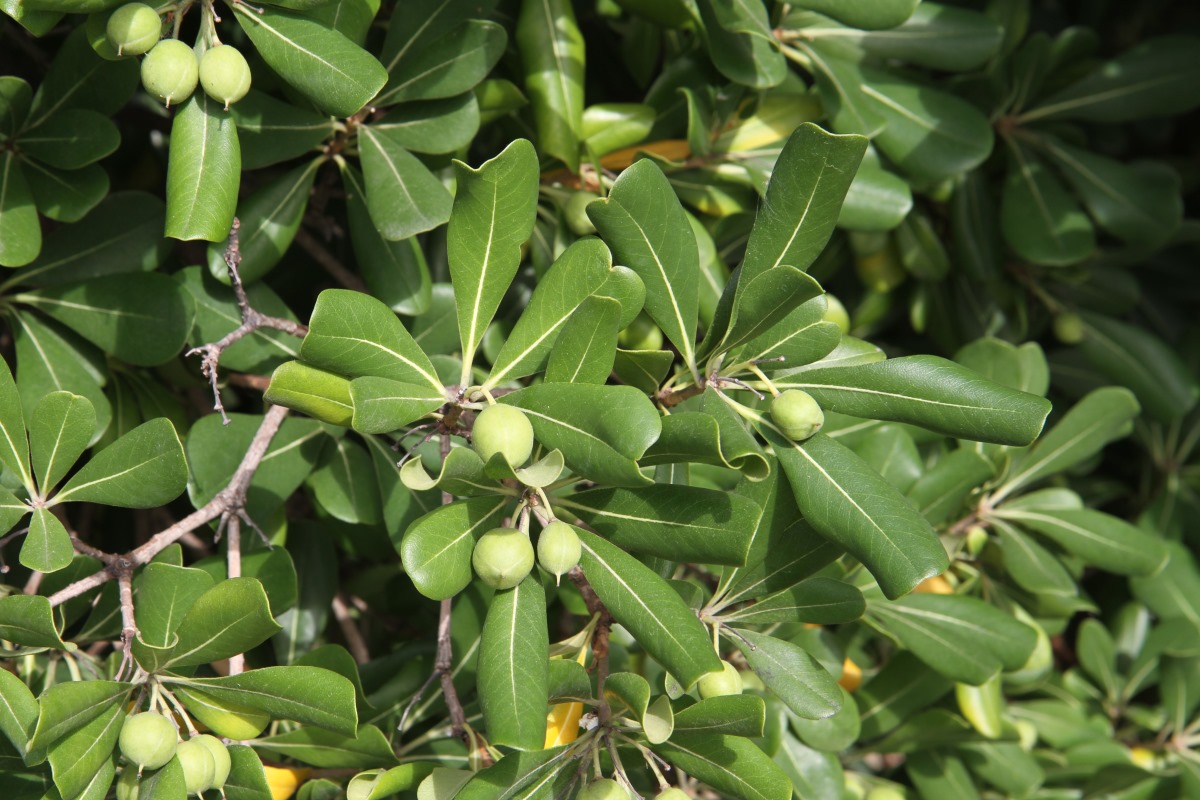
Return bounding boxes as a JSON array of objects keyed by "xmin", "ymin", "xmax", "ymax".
[
  {"xmin": 564, "ymin": 191, "xmax": 599, "ymax": 236},
  {"xmin": 1054, "ymin": 312, "xmax": 1085, "ymax": 345},
  {"xmin": 537, "ymin": 521, "xmax": 581, "ymax": 583},
  {"xmin": 141, "ymin": 39, "xmax": 198, "ymax": 107},
  {"xmin": 119, "ymin": 712, "xmax": 178, "ymax": 770},
  {"xmin": 579, "ymin": 779, "xmax": 629, "ymax": 800},
  {"xmin": 823, "ymin": 293, "xmax": 851, "ymax": 335},
  {"xmin": 191, "ymin": 734, "xmax": 231, "ymax": 789},
  {"xmin": 697, "ymin": 660, "xmax": 743, "ymax": 699},
  {"xmin": 770, "ymin": 389, "xmax": 824, "ymax": 441},
  {"xmin": 654, "ymin": 790, "xmax": 690, "ymax": 800},
  {"xmin": 177, "ymin": 738, "xmax": 217, "ymax": 795},
  {"xmin": 106, "ymin": 3, "xmax": 160, "ymax": 56},
  {"xmin": 472, "ymin": 404, "xmax": 534, "ymax": 467},
  {"xmin": 472, "ymin": 527, "xmax": 535, "ymax": 589},
  {"xmin": 199, "ymin": 45, "xmax": 252, "ymax": 110}
]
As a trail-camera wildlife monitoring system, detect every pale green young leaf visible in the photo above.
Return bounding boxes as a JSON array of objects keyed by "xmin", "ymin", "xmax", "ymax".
[
  {"xmin": 20, "ymin": 506, "xmax": 73, "ymax": 573},
  {"xmin": 733, "ymin": 629, "xmax": 841, "ymax": 720},
  {"xmin": 53, "ymin": 417, "xmax": 187, "ymax": 508},
  {"xmin": 399, "ymin": 496, "xmax": 508, "ymax": 600},
  {"xmin": 483, "ymin": 237, "xmax": 614, "ymax": 390},
  {"xmin": 604, "ymin": 672, "xmax": 650, "ymax": 719},
  {"xmin": 358, "ymin": 125, "xmax": 453, "ymax": 240},
  {"xmin": 478, "ymin": 576, "xmax": 548, "ymax": 751},
  {"xmin": 447, "ymin": 138, "xmax": 539, "ymax": 382},
  {"xmin": 578, "ymin": 529, "xmax": 721, "ymax": 688},
  {"xmin": 165, "ymin": 91, "xmax": 240, "ymax": 242},
  {"xmin": 234, "ymin": 5, "xmax": 387, "ymax": 118}
]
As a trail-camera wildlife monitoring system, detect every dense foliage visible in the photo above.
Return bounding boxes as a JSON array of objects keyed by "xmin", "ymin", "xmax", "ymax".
[{"xmin": 1, "ymin": 1, "xmax": 1199, "ymax": 799}]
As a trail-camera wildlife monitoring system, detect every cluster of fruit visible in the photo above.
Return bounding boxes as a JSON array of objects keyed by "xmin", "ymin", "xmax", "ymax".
[
  {"xmin": 469, "ymin": 404, "xmax": 582, "ymax": 589},
  {"xmin": 116, "ymin": 712, "xmax": 231, "ymax": 797},
  {"xmin": 105, "ymin": 3, "xmax": 251, "ymax": 108}
]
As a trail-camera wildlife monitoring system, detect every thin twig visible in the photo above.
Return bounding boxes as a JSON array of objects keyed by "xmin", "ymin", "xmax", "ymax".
[
  {"xmin": 294, "ymin": 227, "xmax": 368, "ymax": 293},
  {"xmin": 187, "ymin": 218, "xmax": 309, "ymax": 424},
  {"xmin": 332, "ymin": 593, "xmax": 369, "ymax": 665},
  {"xmin": 46, "ymin": 405, "xmax": 291, "ymax": 608},
  {"xmin": 569, "ymin": 566, "xmax": 612, "ymax": 724},
  {"xmin": 226, "ymin": 513, "xmax": 245, "ymax": 676}
]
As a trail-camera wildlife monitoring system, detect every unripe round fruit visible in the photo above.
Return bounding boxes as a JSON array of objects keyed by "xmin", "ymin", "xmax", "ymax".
[
  {"xmin": 579, "ymin": 779, "xmax": 628, "ymax": 800},
  {"xmin": 116, "ymin": 769, "xmax": 140, "ymax": 800},
  {"xmin": 191, "ymin": 734, "xmax": 231, "ymax": 789},
  {"xmin": 119, "ymin": 712, "xmax": 178, "ymax": 770},
  {"xmin": 1054, "ymin": 312, "xmax": 1085, "ymax": 345},
  {"xmin": 537, "ymin": 521, "xmax": 581, "ymax": 581},
  {"xmin": 141, "ymin": 39, "xmax": 199, "ymax": 107},
  {"xmin": 472, "ymin": 528, "xmax": 534, "ymax": 589},
  {"xmin": 864, "ymin": 787, "xmax": 906, "ymax": 800},
  {"xmin": 617, "ymin": 313, "xmax": 664, "ymax": 351},
  {"xmin": 199, "ymin": 45, "xmax": 252, "ymax": 109},
  {"xmin": 106, "ymin": 3, "xmax": 160, "ymax": 56},
  {"xmin": 564, "ymin": 191, "xmax": 599, "ymax": 236},
  {"xmin": 965, "ymin": 525, "xmax": 988, "ymax": 557},
  {"xmin": 697, "ymin": 660, "xmax": 742, "ymax": 699},
  {"xmin": 770, "ymin": 390, "xmax": 824, "ymax": 441},
  {"xmin": 823, "ymin": 294, "xmax": 851, "ymax": 335},
  {"xmin": 177, "ymin": 738, "xmax": 217, "ymax": 795},
  {"xmin": 472, "ymin": 404, "xmax": 534, "ymax": 467},
  {"xmin": 654, "ymin": 790, "xmax": 689, "ymax": 800}
]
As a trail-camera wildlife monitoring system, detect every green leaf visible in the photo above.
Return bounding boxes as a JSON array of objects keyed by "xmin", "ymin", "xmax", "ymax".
[
  {"xmin": 0, "ymin": 356, "xmax": 32, "ymax": 491},
  {"xmin": 478, "ymin": 576, "xmax": 548, "ymax": 751},
  {"xmin": 0, "ymin": 594, "xmax": 69, "ymax": 649},
  {"xmin": 774, "ymin": 734, "xmax": 844, "ymax": 800},
  {"xmin": 588, "ymin": 158, "xmax": 700, "ymax": 374},
  {"xmin": 544, "ymin": 295, "xmax": 621, "ymax": 384},
  {"xmin": 131, "ymin": 562, "xmax": 214, "ymax": 664},
  {"xmin": 165, "ymin": 92, "xmax": 240, "ymax": 243},
  {"xmin": 264, "ymin": 361, "xmax": 354, "ymax": 428},
  {"xmin": 47, "ymin": 700, "xmax": 121, "ymax": 800},
  {"xmin": 0, "ymin": 668, "xmax": 38, "ymax": 756},
  {"xmin": 561, "ymin": 485, "xmax": 759, "ymax": 566},
  {"xmin": 308, "ymin": 0, "xmax": 380, "ymax": 45},
  {"xmin": 9, "ymin": 192, "xmax": 169, "ymax": 288},
  {"xmin": 995, "ymin": 507, "xmax": 1168, "ymax": 576},
  {"xmin": 775, "ymin": 355, "xmax": 1051, "ymax": 445},
  {"xmin": 27, "ymin": 26, "xmax": 139, "ymax": 125},
  {"xmin": 578, "ymin": 528, "xmax": 721, "ymax": 688},
  {"xmin": 234, "ymin": 5, "xmax": 387, "ymax": 118},
  {"xmin": 641, "ymin": 395, "xmax": 770, "ymax": 480},
  {"xmin": 17, "ymin": 273, "xmax": 194, "ymax": 366},
  {"xmin": 357, "ymin": 125, "xmax": 453, "ymax": 241},
  {"xmin": 300, "ymin": 288, "xmax": 444, "ymax": 394},
  {"xmin": 905, "ymin": 449, "xmax": 994, "ymax": 526},
  {"xmin": 164, "ymin": 666, "xmax": 358, "ymax": 736},
  {"xmin": 28, "ymin": 680, "xmax": 131, "ymax": 754},
  {"xmin": 673, "ymin": 694, "xmax": 766, "ymax": 738},
  {"xmin": 454, "ymin": 747, "xmax": 572, "ymax": 800},
  {"xmin": 1131, "ymin": 542, "xmax": 1200, "ymax": 622},
  {"xmin": 25, "ymin": 160, "xmax": 107, "ymax": 224},
  {"xmin": 990, "ymin": 519, "xmax": 1075, "ymax": 598},
  {"xmin": 254, "ymin": 724, "xmax": 399, "ymax": 768},
  {"xmin": 652, "ymin": 732, "xmax": 793, "ymax": 800},
  {"xmin": 369, "ymin": 95, "xmax": 480, "ymax": 155},
  {"xmin": 306, "ymin": 437, "xmax": 382, "ymax": 525},
  {"xmin": 839, "ymin": 162, "xmax": 913, "ymax": 232},
  {"xmin": 139, "ymin": 754, "xmax": 187, "ymax": 800},
  {"xmin": 231, "ymin": 90, "xmax": 338, "ymax": 171},
  {"xmin": 342, "ymin": 165, "xmax": 432, "ymax": 316},
  {"xmin": 734, "ymin": 629, "xmax": 842, "ymax": 720},
  {"xmin": 483, "ymin": 238, "xmax": 614, "ymax": 390},
  {"xmin": 856, "ymin": 651, "xmax": 952, "ymax": 739},
  {"xmin": 53, "ymin": 418, "xmax": 186, "ymax": 508},
  {"xmin": 0, "ymin": 153, "xmax": 41, "ymax": 268},
  {"xmin": 12, "ymin": 312, "xmax": 112, "ymax": 440},
  {"xmin": 350, "ymin": 377, "xmax": 444, "ymax": 434},
  {"xmin": 0, "ymin": 76, "xmax": 31, "ymax": 138},
  {"xmin": 604, "ymin": 672, "xmax": 650, "ymax": 719},
  {"xmin": 206, "ymin": 159, "xmax": 321, "ymax": 285},
  {"xmin": 721, "ymin": 577, "xmax": 865, "ymax": 625},
  {"xmin": 581, "ymin": 103, "xmax": 654, "ymax": 158},
  {"xmin": 164, "ymin": 578, "xmax": 283, "ymax": 668},
  {"xmin": 1076, "ymin": 313, "xmax": 1199, "ymax": 423},
  {"xmin": 18, "ymin": 109, "xmax": 118, "ymax": 169},
  {"xmin": 994, "ymin": 387, "xmax": 1139, "ymax": 502},
  {"xmin": 868, "ymin": 594, "xmax": 1037, "ymax": 685},
  {"xmin": 502, "ymin": 384, "xmax": 661, "ymax": 487},
  {"xmin": 1001, "ymin": 138, "xmax": 1095, "ymax": 267},
  {"xmin": 381, "ymin": 19, "xmax": 506, "ymax": 105},
  {"xmin": 714, "ymin": 268, "xmax": 826, "ymax": 361},
  {"xmin": 861, "ymin": 71, "xmax": 994, "ymax": 183},
  {"xmin": 695, "ymin": 0, "xmax": 787, "ymax": 90},
  {"xmin": 399, "ymin": 496, "xmax": 508, "ymax": 600},
  {"xmin": 846, "ymin": 3, "xmax": 1002, "ymax": 72},
  {"xmin": 20, "ymin": 507, "xmax": 73, "ymax": 573},
  {"xmin": 1020, "ymin": 35, "xmax": 1200, "ymax": 123},
  {"xmin": 790, "ymin": 0, "xmax": 918, "ymax": 29},
  {"xmin": 447, "ymin": 138, "xmax": 539, "ymax": 381},
  {"xmin": 516, "ymin": 0, "xmax": 583, "ymax": 171},
  {"xmin": 790, "ymin": 685, "xmax": 860, "ymax": 752}
]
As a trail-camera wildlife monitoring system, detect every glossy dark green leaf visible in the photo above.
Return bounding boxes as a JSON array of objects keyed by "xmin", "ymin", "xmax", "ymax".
[
  {"xmin": 47, "ymin": 701, "xmax": 120, "ymax": 800},
  {"xmin": 165, "ymin": 666, "xmax": 358, "ymax": 736},
  {"xmin": 234, "ymin": 5, "xmax": 387, "ymax": 118},
  {"xmin": 578, "ymin": 528, "xmax": 720, "ymax": 688},
  {"xmin": 0, "ymin": 668, "xmax": 37, "ymax": 756},
  {"xmin": 907, "ymin": 750, "xmax": 981, "ymax": 800},
  {"xmin": 588, "ymin": 158, "xmax": 700, "ymax": 373},
  {"xmin": 369, "ymin": 94, "xmax": 480, "ymax": 155},
  {"xmin": 790, "ymin": 0, "xmax": 918, "ymax": 29},
  {"xmin": 20, "ymin": 506, "xmax": 72, "ymax": 573},
  {"xmin": 777, "ymin": 355, "xmax": 1051, "ymax": 445},
  {"xmin": 308, "ymin": 0, "xmax": 379, "ymax": 45},
  {"xmin": 358, "ymin": 125, "xmax": 453, "ymax": 241},
  {"xmin": 399, "ymin": 496, "xmax": 508, "ymax": 600},
  {"xmin": 1001, "ymin": 139, "xmax": 1095, "ymax": 267},
  {"xmin": 0, "ymin": 594, "xmax": 69, "ymax": 650},
  {"xmin": 695, "ymin": 0, "xmax": 787, "ymax": 90},
  {"xmin": 349, "ymin": 377, "xmax": 443, "ymax": 434},
  {"xmin": 0, "ymin": 153, "xmax": 40, "ymax": 268},
  {"xmin": 714, "ymin": 267, "xmax": 825, "ymax": 360},
  {"xmin": 28, "ymin": 680, "xmax": 131, "ymax": 754},
  {"xmin": 478, "ymin": 576, "xmax": 548, "ymax": 751},
  {"xmin": 254, "ymin": 724, "xmax": 398, "ymax": 768},
  {"xmin": 839, "ymin": 162, "xmax": 913, "ymax": 232},
  {"xmin": 231, "ymin": 90, "xmax": 337, "ymax": 171},
  {"xmin": 305, "ymin": 437, "xmax": 381, "ymax": 525},
  {"xmin": 991, "ymin": 519, "xmax": 1076, "ymax": 598},
  {"xmin": 856, "ymin": 652, "xmax": 952, "ymax": 739},
  {"xmin": 905, "ymin": 449, "xmax": 994, "ymax": 526},
  {"xmin": 483, "ymin": 237, "xmax": 614, "ymax": 390},
  {"xmin": 516, "ymin": 0, "xmax": 583, "ymax": 170},
  {"xmin": 300, "ymin": 289, "xmax": 444, "ymax": 394},
  {"xmin": 734, "ymin": 629, "xmax": 842, "ymax": 720},
  {"xmin": 17, "ymin": 273, "xmax": 194, "ymax": 366},
  {"xmin": 164, "ymin": 578, "xmax": 283, "ymax": 668},
  {"xmin": 641, "ymin": 406, "xmax": 769, "ymax": 480},
  {"xmin": 54, "ymin": 418, "xmax": 186, "ymax": 508},
  {"xmin": 27, "ymin": 26, "xmax": 138, "ymax": 126},
  {"xmin": 0, "ymin": 355, "xmax": 32, "ymax": 491},
  {"xmin": 139, "ymin": 755, "xmax": 186, "ymax": 800},
  {"xmin": 381, "ymin": 19, "xmax": 505, "ymax": 105},
  {"xmin": 722, "ymin": 577, "xmax": 865, "ymax": 625},
  {"xmin": 24, "ymin": 161, "xmax": 106, "ymax": 225},
  {"xmin": 848, "ymin": 3, "xmax": 1002, "ymax": 71},
  {"xmin": 996, "ymin": 507, "xmax": 1167, "ymax": 576},
  {"xmin": 454, "ymin": 746, "xmax": 572, "ymax": 800},
  {"xmin": 561, "ymin": 484, "xmax": 759, "ymax": 566},
  {"xmin": 852, "ymin": 423, "xmax": 922, "ymax": 493},
  {"xmin": 19, "ymin": 109, "xmax": 118, "ymax": 169},
  {"xmin": 544, "ymin": 296, "xmax": 620, "ymax": 384},
  {"xmin": 1131, "ymin": 542, "xmax": 1200, "ymax": 622},
  {"xmin": 447, "ymin": 139, "xmax": 539, "ymax": 379},
  {"xmin": 1019, "ymin": 35, "xmax": 1200, "ymax": 123},
  {"xmin": 949, "ymin": 171, "xmax": 1002, "ymax": 281},
  {"xmin": 802, "ymin": 42, "xmax": 886, "ymax": 138},
  {"xmin": 652, "ymin": 732, "xmax": 792, "ymax": 800},
  {"xmin": 790, "ymin": 685, "xmax": 860, "ymax": 753},
  {"xmin": 0, "ymin": 76, "xmax": 31, "ymax": 139},
  {"xmin": 673, "ymin": 694, "xmax": 766, "ymax": 738},
  {"xmin": 502, "ymin": 383, "xmax": 661, "ymax": 487},
  {"xmin": 165, "ymin": 92, "xmax": 240, "ymax": 243}
]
